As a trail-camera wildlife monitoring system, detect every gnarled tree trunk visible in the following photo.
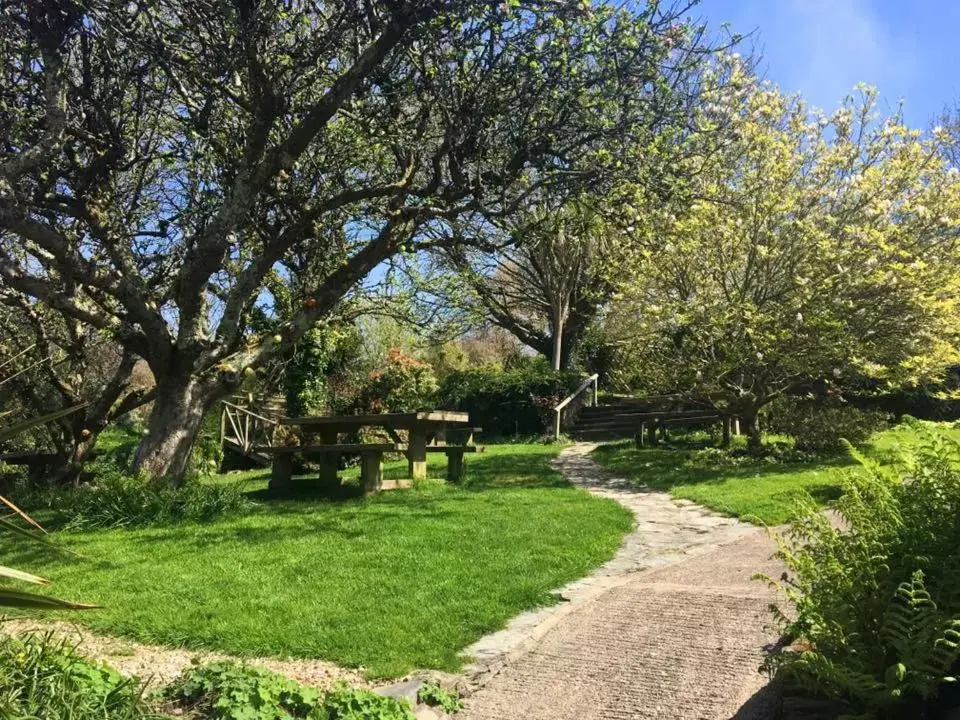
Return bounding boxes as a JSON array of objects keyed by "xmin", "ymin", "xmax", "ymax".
[
  {"xmin": 132, "ymin": 374, "xmax": 213, "ymax": 485},
  {"xmin": 741, "ymin": 410, "xmax": 762, "ymax": 451}
]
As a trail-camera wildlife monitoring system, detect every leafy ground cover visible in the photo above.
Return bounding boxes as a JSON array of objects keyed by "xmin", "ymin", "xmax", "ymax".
[
  {"xmin": 14, "ymin": 444, "xmax": 631, "ymax": 678},
  {"xmin": 591, "ymin": 421, "xmax": 960, "ymax": 525}
]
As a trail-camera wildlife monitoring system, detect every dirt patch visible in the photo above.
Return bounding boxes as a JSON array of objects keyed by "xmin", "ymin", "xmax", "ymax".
[{"xmin": 1, "ymin": 618, "xmax": 367, "ymax": 691}]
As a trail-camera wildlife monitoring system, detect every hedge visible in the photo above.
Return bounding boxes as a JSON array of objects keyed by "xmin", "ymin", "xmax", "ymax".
[{"xmin": 436, "ymin": 365, "xmax": 584, "ymax": 438}]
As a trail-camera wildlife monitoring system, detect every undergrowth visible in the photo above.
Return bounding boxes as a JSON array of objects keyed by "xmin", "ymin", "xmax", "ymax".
[
  {"xmin": 163, "ymin": 661, "xmax": 413, "ymax": 719},
  {"xmin": 763, "ymin": 423, "xmax": 960, "ymax": 718},
  {"xmin": 24, "ymin": 459, "xmax": 251, "ymax": 529},
  {"xmin": 0, "ymin": 633, "xmax": 162, "ymax": 719}
]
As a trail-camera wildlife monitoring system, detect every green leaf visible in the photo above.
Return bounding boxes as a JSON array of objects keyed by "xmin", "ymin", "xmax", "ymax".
[
  {"xmin": 0, "ymin": 493, "xmax": 46, "ymax": 533},
  {"xmin": 0, "ymin": 566, "xmax": 49, "ymax": 585},
  {"xmin": 0, "ymin": 403, "xmax": 90, "ymax": 443},
  {"xmin": 0, "ymin": 587, "xmax": 99, "ymax": 610},
  {"xmin": 0, "ymin": 517, "xmax": 61, "ymax": 548}
]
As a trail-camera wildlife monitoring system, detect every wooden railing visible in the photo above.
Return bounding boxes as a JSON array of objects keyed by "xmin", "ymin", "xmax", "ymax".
[
  {"xmin": 220, "ymin": 400, "xmax": 280, "ymax": 455},
  {"xmin": 553, "ymin": 373, "xmax": 599, "ymax": 440}
]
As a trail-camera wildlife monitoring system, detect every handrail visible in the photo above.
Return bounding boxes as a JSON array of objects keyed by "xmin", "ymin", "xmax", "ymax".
[
  {"xmin": 220, "ymin": 400, "xmax": 282, "ymax": 455},
  {"xmin": 220, "ymin": 400, "xmax": 280, "ymax": 426},
  {"xmin": 553, "ymin": 373, "xmax": 599, "ymax": 439}
]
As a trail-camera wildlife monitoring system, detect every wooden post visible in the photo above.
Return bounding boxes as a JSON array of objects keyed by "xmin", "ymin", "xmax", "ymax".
[
  {"xmin": 553, "ymin": 408, "xmax": 561, "ymax": 440},
  {"xmin": 447, "ymin": 450, "xmax": 465, "ymax": 483},
  {"xmin": 647, "ymin": 421, "xmax": 658, "ymax": 446},
  {"xmin": 635, "ymin": 423, "xmax": 645, "ymax": 449},
  {"xmin": 733, "ymin": 417, "xmax": 740, "ymax": 436},
  {"xmin": 360, "ymin": 452, "xmax": 383, "ymax": 494},
  {"xmin": 316, "ymin": 428, "xmax": 339, "ymax": 487},
  {"xmin": 408, "ymin": 425, "xmax": 428, "ymax": 479},
  {"xmin": 219, "ymin": 405, "xmax": 226, "ymax": 447},
  {"xmin": 269, "ymin": 454, "xmax": 292, "ymax": 492}
]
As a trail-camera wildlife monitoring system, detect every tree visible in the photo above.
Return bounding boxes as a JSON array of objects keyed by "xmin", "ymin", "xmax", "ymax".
[
  {"xmin": 0, "ymin": 292, "xmax": 154, "ymax": 480},
  {"xmin": 0, "ymin": 0, "xmax": 702, "ymax": 482},
  {"xmin": 615, "ymin": 69, "xmax": 960, "ymax": 447},
  {"xmin": 446, "ymin": 198, "xmax": 621, "ymax": 370}
]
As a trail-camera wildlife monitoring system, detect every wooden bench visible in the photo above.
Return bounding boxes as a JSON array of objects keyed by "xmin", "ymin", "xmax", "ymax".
[
  {"xmin": 425, "ymin": 445, "xmax": 481, "ymax": 482},
  {"xmin": 637, "ymin": 414, "xmax": 721, "ymax": 446},
  {"xmin": 257, "ymin": 443, "xmax": 399, "ymax": 494}
]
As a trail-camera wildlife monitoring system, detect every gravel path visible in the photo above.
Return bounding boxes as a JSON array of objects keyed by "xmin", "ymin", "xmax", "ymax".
[{"xmin": 459, "ymin": 443, "xmax": 785, "ymax": 720}]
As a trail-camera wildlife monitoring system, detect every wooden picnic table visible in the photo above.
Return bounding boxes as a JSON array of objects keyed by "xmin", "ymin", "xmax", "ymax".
[{"xmin": 281, "ymin": 410, "xmax": 473, "ymax": 483}]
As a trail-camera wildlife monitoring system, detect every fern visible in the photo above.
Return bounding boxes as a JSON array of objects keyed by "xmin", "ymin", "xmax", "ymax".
[{"xmin": 766, "ymin": 424, "xmax": 960, "ymax": 717}]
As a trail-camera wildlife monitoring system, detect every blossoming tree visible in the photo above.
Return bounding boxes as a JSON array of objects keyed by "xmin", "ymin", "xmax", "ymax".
[{"xmin": 614, "ymin": 67, "xmax": 960, "ymax": 447}]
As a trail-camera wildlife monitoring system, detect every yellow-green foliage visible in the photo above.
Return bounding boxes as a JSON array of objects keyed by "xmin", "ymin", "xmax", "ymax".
[{"xmin": 610, "ymin": 58, "xmax": 960, "ymax": 416}]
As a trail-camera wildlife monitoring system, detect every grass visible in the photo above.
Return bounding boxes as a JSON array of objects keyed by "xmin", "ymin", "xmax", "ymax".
[
  {"xmin": 592, "ymin": 421, "xmax": 960, "ymax": 525},
  {"xmin": 15, "ymin": 444, "xmax": 632, "ymax": 679}
]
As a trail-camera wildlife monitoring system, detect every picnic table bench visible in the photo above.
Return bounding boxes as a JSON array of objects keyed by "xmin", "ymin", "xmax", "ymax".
[
  {"xmin": 262, "ymin": 411, "xmax": 481, "ymax": 493},
  {"xmin": 635, "ymin": 411, "xmax": 722, "ymax": 446},
  {"xmin": 258, "ymin": 443, "xmax": 399, "ymax": 494}
]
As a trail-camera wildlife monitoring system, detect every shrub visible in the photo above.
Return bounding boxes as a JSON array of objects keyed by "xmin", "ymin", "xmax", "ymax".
[
  {"xmin": 356, "ymin": 348, "xmax": 438, "ymax": 414},
  {"xmin": 38, "ymin": 460, "xmax": 252, "ymax": 530},
  {"xmin": 684, "ymin": 443, "xmax": 819, "ymax": 469},
  {"xmin": 762, "ymin": 425, "xmax": 960, "ymax": 717},
  {"xmin": 436, "ymin": 362, "xmax": 584, "ymax": 437},
  {"xmin": 0, "ymin": 633, "xmax": 160, "ymax": 719},
  {"xmin": 190, "ymin": 411, "xmax": 225, "ymax": 475},
  {"xmin": 767, "ymin": 398, "xmax": 891, "ymax": 451},
  {"xmin": 164, "ymin": 661, "xmax": 414, "ymax": 720}
]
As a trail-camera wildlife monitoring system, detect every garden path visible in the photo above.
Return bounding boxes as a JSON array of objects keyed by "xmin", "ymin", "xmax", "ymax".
[{"xmin": 459, "ymin": 443, "xmax": 786, "ymax": 720}]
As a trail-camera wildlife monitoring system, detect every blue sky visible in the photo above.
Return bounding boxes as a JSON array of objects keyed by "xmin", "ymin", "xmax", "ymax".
[{"xmin": 698, "ymin": 0, "xmax": 960, "ymax": 128}]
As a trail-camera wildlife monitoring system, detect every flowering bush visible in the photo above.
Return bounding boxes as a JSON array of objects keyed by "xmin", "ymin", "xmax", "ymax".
[{"xmin": 357, "ymin": 348, "xmax": 438, "ymax": 414}]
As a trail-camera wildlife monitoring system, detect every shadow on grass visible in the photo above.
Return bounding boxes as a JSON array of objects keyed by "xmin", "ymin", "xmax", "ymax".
[
  {"xmin": 591, "ymin": 440, "xmax": 856, "ymax": 493},
  {"xmin": 245, "ymin": 447, "xmax": 568, "ymax": 505},
  {"xmin": 4, "ymin": 448, "xmax": 572, "ymax": 557}
]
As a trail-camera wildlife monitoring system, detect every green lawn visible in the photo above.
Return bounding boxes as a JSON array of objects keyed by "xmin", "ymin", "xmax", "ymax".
[
  {"xmin": 591, "ymin": 421, "xmax": 960, "ymax": 525},
  {"xmin": 18, "ymin": 444, "xmax": 632, "ymax": 678}
]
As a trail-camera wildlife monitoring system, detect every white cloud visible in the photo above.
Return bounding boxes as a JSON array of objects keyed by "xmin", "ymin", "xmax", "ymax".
[{"xmin": 744, "ymin": 0, "xmax": 919, "ymax": 113}]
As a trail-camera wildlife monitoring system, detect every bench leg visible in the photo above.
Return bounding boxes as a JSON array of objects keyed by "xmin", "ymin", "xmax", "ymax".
[
  {"xmin": 316, "ymin": 429, "xmax": 340, "ymax": 489},
  {"xmin": 360, "ymin": 453, "xmax": 383, "ymax": 494},
  {"xmin": 408, "ymin": 428, "xmax": 427, "ymax": 480},
  {"xmin": 269, "ymin": 454, "xmax": 293, "ymax": 492},
  {"xmin": 447, "ymin": 451, "xmax": 465, "ymax": 483}
]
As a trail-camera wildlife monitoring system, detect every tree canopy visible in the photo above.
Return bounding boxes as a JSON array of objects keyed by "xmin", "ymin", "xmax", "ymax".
[
  {"xmin": 0, "ymin": 0, "xmax": 712, "ymax": 480},
  {"xmin": 608, "ymin": 63, "xmax": 960, "ymax": 444}
]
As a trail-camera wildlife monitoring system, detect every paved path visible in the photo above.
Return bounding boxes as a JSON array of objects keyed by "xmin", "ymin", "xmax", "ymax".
[{"xmin": 460, "ymin": 444, "xmax": 784, "ymax": 720}]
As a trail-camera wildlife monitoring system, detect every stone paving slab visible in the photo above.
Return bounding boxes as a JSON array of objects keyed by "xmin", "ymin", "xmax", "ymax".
[{"xmin": 459, "ymin": 444, "xmax": 784, "ymax": 719}]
